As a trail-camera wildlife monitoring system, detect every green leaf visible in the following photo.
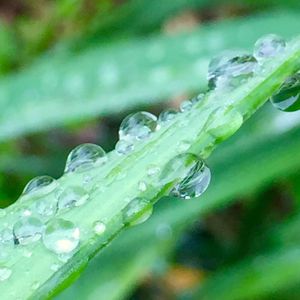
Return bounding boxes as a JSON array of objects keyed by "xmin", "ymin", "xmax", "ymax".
[
  {"xmin": 1, "ymin": 36, "xmax": 300, "ymax": 299},
  {"xmin": 1, "ymin": 12, "xmax": 300, "ymax": 141}
]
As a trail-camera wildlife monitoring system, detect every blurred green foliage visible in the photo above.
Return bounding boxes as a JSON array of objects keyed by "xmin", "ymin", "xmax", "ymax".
[{"xmin": 1, "ymin": 0, "xmax": 300, "ymax": 299}]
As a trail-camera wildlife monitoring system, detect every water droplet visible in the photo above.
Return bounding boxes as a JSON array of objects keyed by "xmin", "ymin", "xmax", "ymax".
[
  {"xmin": 115, "ymin": 140, "xmax": 134, "ymax": 155},
  {"xmin": 180, "ymin": 100, "xmax": 193, "ymax": 112},
  {"xmin": 43, "ymin": 219, "xmax": 80, "ymax": 254},
  {"xmin": 22, "ymin": 176, "xmax": 57, "ymax": 197},
  {"xmin": 206, "ymin": 107, "xmax": 243, "ymax": 141},
  {"xmin": 22, "ymin": 209, "xmax": 32, "ymax": 217},
  {"xmin": 254, "ymin": 34, "xmax": 286, "ymax": 60},
  {"xmin": 171, "ymin": 159, "xmax": 211, "ymax": 199},
  {"xmin": 64, "ymin": 143, "xmax": 107, "ymax": 173},
  {"xmin": 13, "ymin": 217, "xmax": 44, "ymax": 245},
  {"xmin": 159, "ymin": 153, "xmax": 200, "ymax": 186},
  {"xmin": 270, "ymin": 73, "xmax": 300, "ymax": 112},
  {"xmin": 34, "ymin": 196, "xmax": 58, "ymax": 218},
  {"xmin": 147, "ymin": 165, "xmax": 161, "ymax": 177},
  {"xmin": 138, "ymin": 181, "xmax": 147, "ymax": 192},
  {"xmin": 122, "ymin": 198, "xmax": 153, "ymax": 226},
  {"xmin": 93, "ymin": 221, "xmax": 106, "ymax": 235},
  {"xmin": 191, "ymin": 93, "xmax": 205, "ymax": 105},
  {"xmin": 208, "ymin": 54, "xmax": 257, "ymax": 90},
  {"xmin": 57, "ymin": 186, "xmax": 89, "ymax": 210},
  {"xmin": 119, "ymin": 112, "xmax": 157, "ymax": 141},
  {"xmin": 158, "ymin": 109, "xmax": 177, "ymax": 124},
  {"xmin": 0, "ymin": 267, "xmax": 11, "ymax": 281}
]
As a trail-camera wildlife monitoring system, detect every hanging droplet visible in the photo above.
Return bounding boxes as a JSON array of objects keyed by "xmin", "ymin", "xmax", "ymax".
[
  {"xmin": 0, "ymin": 267, "xmax": 12, "ymax": 281},
  {"xmin": 206, "ymin": 107, "xmax": 243, "ymax": 141},
  {"xmin": 64, "ymin": 143, "xmax": 107, "ymax": 173},
  {"xmin": 159, "ymin": 153, "xmax": 200, "ymax": 186},
  {"xmin": 158, "ymin": 109, "xmax": 177, "ymax": 124},
  {"xmin": 57, "ymin": 186, "xmax": 89, "ymax": 210},
  {"xmin": 254, "ymin": 34, "xmax": 286, "ymax": 60},
  {"xmin": 115, "ymin": 140, "xmax": 134, "ymax": 155},
  {"xmin": 270, "ymin": 73, "xmax": 300, "ymax": 112},
  {"xmin": 171, "ymin": 159, "xmax": 211, "ymax": 199},
  {"xmin": 93, "ymin": 221, "xmax": 106, "ymax": 235},
  {"xmin": 119, "ymin": 111, "xmax": 157, "ymax": 141},
  {"xmin": 13, "ymin": 217, "xmax": 44, "ymax": 245},
  {"xmin": 22, "ymin": 176, "xmax": 58, "ymax": 198},
  {"xmin": 122, "ymin": 198, "xmax": 153, "ymax": 226},
  {"xmin": 180, "ymin": 100, "xmax": 193, "ymax": 112},
  {"xmin": 43, "ymin": 218, "xmax": 80, "ymax": 254},
  {"xmin": 208, "ymin": 54, "xmax": 257, "ymax": 90}
]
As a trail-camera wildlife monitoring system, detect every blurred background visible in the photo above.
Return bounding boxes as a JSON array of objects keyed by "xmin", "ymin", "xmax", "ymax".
[{"xmin": 1, "ymin": 0, "xmax": 300, "ymax": 299}]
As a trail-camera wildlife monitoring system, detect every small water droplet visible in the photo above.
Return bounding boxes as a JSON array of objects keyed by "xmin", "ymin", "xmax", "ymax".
[
  {"xmin": 180, "ymin": 100, "xmax": 193, "ymax": 112},
  {"xmin": 115, "ymin": 140, "xmax": 134, "ymax": 155},
  {"xmin": 122, "ymin": 198, "xmax": 152, "ymax": 226},
  {"xmin": 158, "ymin": 109, "xmax": 177, "ymax": 124},
  {"xmin": 138, "ymin": 181, "xmax": 147, "ymax": 192},
  {"xmin": 0, "ymin": 267, "xmax": 11, "ymax": 281},
  {"xmin": 13, "ymin": 217, "xmax": 44, "ymax": 245},
  {"xmin": 64, "ymin": 143, "xmax": 107, "ymax": 173},
  {"xmin": 57, "ymin": 186, "xmax": 89, "ymax": 210},
  {"xmin": 254, "ymin": 34, "xmax": 286, "ymax": 60},
  {"xmin": 43, "ymin": 219, "xmax": 80, "ymax": 254},
  {"xmin": 93, "ymin": 221, "xmax": 106, "ymax": 235},
  {"xmin": 22, "ymin": 176, "xmax": 57, "ymax": 197},
  {"xmin": 119, "ymin": 112, "xmax": 157, "ymax": 141},
  {"xmin": 208, "ymin": 54, "xmax": 257, "ymax": 90},
  {"xmin": 171, "ymin": 159, "xmax": 211, "ymax": 199},
  {"xmin": 22, "ymin": 209, "xmax": 32, "ymax": 217},
  {"xmin": 147, "ymin": 165, "xmax": 161, "ymax": 177},
  {"xmin": 270, "ymin": 73, "xmax": 300, "ymax": 112}
]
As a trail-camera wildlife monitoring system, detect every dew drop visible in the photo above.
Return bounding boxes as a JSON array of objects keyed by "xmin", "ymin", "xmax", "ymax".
[
  {"xmin": 171, "ymin": 159, "xmax": 211, "ymax": 199},
  {"xmin": 93, "ymin": 221, "xmax": 106, "ymax": 235},
  {"xmin": 138, "ymin": 181, "xmax": 147, "ymax": 192},
  {"xmin": 43, "ymin": 219, "xmax": 80, "ymax": 254},
  {"xmin": 147, "ymin": 165, "xmax": 161, "ymax": 177},
  {"xmin": 57, "ymin": 186, "xmax": 89, "ymax": 210},
  {"xmin": 158, "ymin": 109, "xmax": 177, "ymax": 124},
  {"xmin": 0, "ymin": 267, "xmax": 12, "ymax": 281},
  {"xmin": 122, "ymin": 198, "xmax": 153, "ymax": 226},
  {"xmin": 119, "ymin": 111, "xmax": 157, "ymax": 141},
  {"xmin": 180, "ymin": 100, "xmax": 193, "ymax": 112},
  {"xmin": 254, "ymin": 34, "xmax": 286, "ymax": 60},
  {"xmin": 208, "ymin": 54, "xmax": 257, "ymax": 90},
  {"xmin": 22, "ymin": 176, "xmax": 57, "ymax": 197},
  {"xmin": 64, "ymin": 143, "xmax": 107, "ymax": 173},
  {"xmin": 270, "ymin": 73, "xmax": 300, "ymax": 112},
  {"xmin": 13, "ymin": 217, "xmax": 44, "ymax": 245},
  {"xmin": 115, "ymin": 140, "xmax": 134, "ymax": 155}
]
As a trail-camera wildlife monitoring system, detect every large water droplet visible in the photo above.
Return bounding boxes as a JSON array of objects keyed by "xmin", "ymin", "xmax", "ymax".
[
  {"xmin": 122, "ymin": 198, "xmax": 153, "ymax": 226},
  {"xmin": 158, "ymin": 109, "xmax": 177, "ymax": 124},
  {"xmin": 0, "ymin": 267, "xmax": 12, "ymax": 281},
  {"xmin": 254, "ymin": 34, "xmax": 286, "ymax": 60},
  {"xmin": 22, "ymin": 176, "xmax": 57, "ymax": 197},
  {"xmin": 208, "ymin": 54, "xmax": 257, "ymax": 90},
  {"xmin": 57, "ymin": 186, "xmax": 89, "ymax": 210},
  {"xmin": 43, "ymin": 219, "xmax": 80, "ymax": 254},
  {"xmin": 64, "ymin": 143, "xmax": 107, "ymax": 173},
  {"xmin": 270, "ymin": 73, "xmax": 300, "ymax": 112},
  {"xmin": 13, "ymin": 217, "xmax": 44, "ymax": 245},
  {"xmin": 171, "ymin": 159, "xmax": 211, "ymax": 199},
  {"xmin": 159, "ymin": 153, "xmax": 200, "ymax": 186},
  {"xmin": 119, "ymin": 112, "xmax": 157, "ymax": 141}
]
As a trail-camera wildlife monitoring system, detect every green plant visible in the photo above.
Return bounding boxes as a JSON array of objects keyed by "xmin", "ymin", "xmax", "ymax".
[{"xmin": 1, "ymin": 34, "xmax": 300, "ymax": 300}]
